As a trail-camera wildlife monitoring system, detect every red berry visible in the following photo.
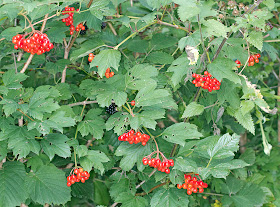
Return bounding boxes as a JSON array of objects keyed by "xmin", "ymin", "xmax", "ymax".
[
  {"xmin": 165, "ymin": 168, "xmax": 170, "ymax": 174},
  {"xmin": 255, "ymin": 59, "xmax": 259, "ymax": 63},
  {"xmin": 199, "ymin": 188, "xmax": 204, "ymax": 193},
  {"xmin": 249, "ymin": 56, "xmax": 254, "ymax": 62},
  {"xmin": 177, "ymin": 184, "xmax": 182, "ymax": 189},
  {"xmin": 67, "ymin": 182, "xmax": 71, "ymax": 187},
  {"xmin": 256, "ymin": 53, "xmax": 261, "ymax": 58},
  {"xmin": 235, "ymin": 60, "xmax": 241, "ymax": 64},
  {"xmin": 131, "ymin": 100, "xmax": 135, "ymax": 106},
  {"xmin": 187, "ymin": 190, "xmax": 192, "ymax": 195}
]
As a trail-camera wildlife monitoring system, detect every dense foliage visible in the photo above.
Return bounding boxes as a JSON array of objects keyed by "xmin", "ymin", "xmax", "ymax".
[{"xmin": 0, "ymin": 0, "xmax": 279, "ymax": 206}]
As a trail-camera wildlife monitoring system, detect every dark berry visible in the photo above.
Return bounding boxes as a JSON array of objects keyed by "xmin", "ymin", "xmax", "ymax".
[{"xmin": 106, "ymin": 103, "xmax": 117, "ymax": 115}]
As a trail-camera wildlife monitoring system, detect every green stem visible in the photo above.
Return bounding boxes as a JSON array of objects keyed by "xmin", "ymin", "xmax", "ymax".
[
  {"xmin": 206, "ymin": 157, "xmax": 212, "ymax": 168},
  {"xmin": 114, "ymin": 21, "xmax": 157, "ymax": 50}
]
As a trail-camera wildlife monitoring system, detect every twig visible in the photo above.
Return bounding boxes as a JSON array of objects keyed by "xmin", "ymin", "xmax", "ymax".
[
  {"xmin": 135, "ymin": 169, "xmax": 157, "ymax": 189},
  {"xmin": 167, "ymin": 114, "xmax": 178, "ymax": 123},
  {"xmin": 12, "ymin": 53, "xmax": 17, "ymax": 73},
  {"xmin": 108, "ymin": 22, "xmax": 117, "ymax": 36},
  {"xmin": 87, "ymin": 0, "xmax": 93, "ymax": 8},
  {"xmin": 68, "ymin": 100, "xmax": 98, "ymax": 107},
  {"xmin": 20, "ymin": 13, "xmax": 35, "ymax": 32},
  {"xmin": 61, "ymin": 31, "xmax": 79, "ymax": 83},
  {"xmin": 135, "ymin": 181, "xmax": 170, "ymax": 196},
  {"xmin": 264, "ymin": 39, "xmax": 280, "ymax": 43},
  {"xmin": 157, "ymin": 20, "xmax": 189, "ymax": 33},
  {"xmin": 25, "ymin": 14, "xmax": 57, "ymax": 30},
  {"xmin": 40, "ymin": 14, "xmax": 49, "ymax": 32}
]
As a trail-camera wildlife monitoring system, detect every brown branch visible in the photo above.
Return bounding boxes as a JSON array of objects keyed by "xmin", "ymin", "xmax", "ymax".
[
  {"xmin": 135, "ymin": 181, "xmax": 170, "ymax": 196},
  {"xmin": 25, "ymin": 14, "xmax": 57, "ymax": 30},
  {"xmin": 61, "ymin": 31, "xmax": 79, "ymax": 83},
  {"xmin": 20, "ymin": 13, "xmax": 35, "ymax": 32},
  {"xmin": 68, "ymin": 100, "xmax": 98, "ymax": 107},
  {"xmin": 157, "ymin": 20, "xmax": 189, "ymax": 33},
  {"xmin": 20, "ymin": 14, "xmax": 49, "ymax": 74},
  {"xmin": 212, "ymin": 0, "xmax": 264, "ymax": 62},
  {"xmin": 239, "ymin": 132, "xmax": 247, "ymax": 153},
  {"xmin": 87, "ymin": 0, "xmax": 93, "ymax": 8},
  {"xmin": 167, "ymin": 114, "xmax": 178, "ymax": 123},
  {"xmin": 273, "ymin": 11, "xmax": 280, "ymax": 25},
  {"xmin": 0, "ymin": 157, "xmax": 6, "ymax": 169}
]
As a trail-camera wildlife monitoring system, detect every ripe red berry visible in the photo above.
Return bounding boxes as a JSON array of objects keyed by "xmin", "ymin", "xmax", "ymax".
[
  {"xmin": 177, "ymin": 184, "xmax": 182, "ymax": 189},
  {"xmin": 249, "ymin": 56, "xmax": 254, "ymax": 62},
  {"xmin": 255, "ymin": 59, "xmax": 259, "ymax": 63},
  {"xmin": 199, "ymin": 188, "xmax": 204, "ymax": 193},
  {"xmin": 131, "ymin": 100, "xmax": 135, "ymax": 106},
  {"xmin": 67, "ymin": 182, "xmax": 72, "ymax": 187},
  {"xmin": 256, "ymin": 53, "xmax": 261, "ymax": 58},
  {"xmin": 235, "ymin": 59, "xmax": 241, "ymax": 64},
  {"xmin": 187, "ymin": 190, "xmax": 192, "ymax": 195}
]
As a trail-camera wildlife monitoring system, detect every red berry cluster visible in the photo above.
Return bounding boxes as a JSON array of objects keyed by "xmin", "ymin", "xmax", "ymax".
[
  {"xmin": 177, "ymin": 174, "xmax": 208, "ymax": 195},
  {"xmin": 192, "ymin": 71, "xmax": 221, "ymax": 92},
  {"xmin": 88, "ymin": 53, "xmax": 95, "ymax": 62},
  {"xmin": 118, "ymin": 130, "xmax": 150, "ymax": 146},
  {"xmin": 62, "ymin": 6, "xmax": 85, "ymax": 35},
  {"xmin": 12, "ymin": 32, "xmax": 53, "ymax": 55},
  {"xmin": 142, "ymin": 156, "xmax": 174, "ymax": 174},
  {"xmin": 105, "ymin": 68, "xmax": 114, "ymax": 78},
  {"xmin": 248, "ymin": 53, "xmax": 261, "ymax": 66},
  {"xmin": 66, "ymin": 168, "xmax": 90, "ymax": 187}
]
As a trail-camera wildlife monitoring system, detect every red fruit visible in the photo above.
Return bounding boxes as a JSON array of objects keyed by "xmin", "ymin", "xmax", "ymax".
[
  {"xmin": 256, "ymin": 53, "xmax": 261, "ymax": 58},
  {"xmin": 136, "ymin": 132, "xmax": 141, "ymax": 137},
  {"xmin": 235, "ymin": 60, "xmax": 241, "ymax": 64},
  {"xmin": 204, "ymin": 71, "xmax": 209, "ymax": 76},
  {"xmin": 186, "ymin": 175, "xmax": 192, "ymax": 180},
  {"xmin": 84, "ymin": 171, "xmax": 90, "ymax": 177},
  {"xmin": 70, "ymin": 31, "xmax": 74, "ymax": 35},
  {"xmin": 67, "ymin": 176, "xmax": 71, "ymax": 182},
  {"xmin": 142, "ymin": 142, "xmax": 147, "ymax": 146},
  {"xmin": 88, "ymin": 56, "xmax": 94, "ymax": 62},
  {"xmin": 249, "ymin": 56, "xmax": 254, "ymax": 62},
  {"xmin": 105, "ymin": 72, "xmax": 110, "ymax": 78},
  {"xmin": 165, "ymin": 168, "xmax": 170, "ymax": 174},
  {"xmin": 71, "ymin": 180, "xmax": 75, "ymax": 184},
  {"xmin": 131, "ymin": 100, "xmax": 135, "ymax": 106},
  {"xmin": 74, "ymin": 169, "xmax": 79, "ymax": 174},
  {"xmin": 202, "ymin": 183, "xmax": 208, "ymax": 188},
  {"xmin": 192, "ymin": 177, "xmax": 197, "ymax": 181},
  {"xmin": 67, "ymin": 182, "xmax": 72, "ymax": 187},
  {"xmin": 177, "ymin": 184, "xmax": 182, "ymax": 189},
  {"xmin": 255, "ymin": 59, "xmax": 259, "ymax": 63},
  {"xmin": 187, "ymin": 190, "xmax": 192, "ymax": 195},
  {"xmin": 192, "ymin": 73, "xmax": 196, "ymax": 78},
  {"xmin": 182, "ymin": 183, "xmax": 188, "ymax": 189},
  {"xmin": 81, "ymin": 177, "xmax": 85, "ymax": 183},
  {"xmin": 79, "ymin": 168, "xmax": 83, "ymax": 173},
  {"xmin": 109, "ymin": 72, "xmax": 114, "ymax": 77},
  {"xmin": 193, "ymin": 188, "xmax": 198, "ymax": 193},
  {"xmin": 199, "ymin": 188, "xmax": 204, "ymax": 193},
  {"xmin": 198, "ymin": 181, "xmax": 203, "ymax": 186}
]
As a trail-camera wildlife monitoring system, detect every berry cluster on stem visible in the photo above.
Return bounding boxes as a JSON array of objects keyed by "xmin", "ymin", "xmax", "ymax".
[
  {"xmin": 192, "ymin": 71, "xmax": 221, "ymax": 92},
  {"xmin": 106, "ymin": 103, "xmax": 117, "ymax": 115},
  {"xmin": 177, "ymin": 174, "xmax": 208, "ymax": 195},
  {"xmin": 142, "ymin": 151, "xmax": 174, "ymax": 174},
  {"xmin": 12, "ymin": 32, "xmax": 53, "ymax": 55},
  {"xmin": 248, "ymin": 53, "xmax": 261, "ymax": 66},
  {"xmin": 118, "ymin": 129, "xmax": 150, "ymax": 146},
  {"xmin": 62, "ymin": 6, "xmax": 85, "ymax": 35},
  {"xmin": 66, "ymin": 167, "xmax": 90, "ymax": 187},
  {"xmin": 88, "ymin": 53, "xmax": 95, "ymax": 62},
  {"xmin": 105, "ymin": 68, "xmax": 114, "ymax": 78}
]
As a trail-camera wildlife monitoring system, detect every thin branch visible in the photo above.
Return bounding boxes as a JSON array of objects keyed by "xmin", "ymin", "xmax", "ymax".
[
  {"xmin": 20, "ymin": 13, "xmax": 35, "ymax": 32},
  {"xmin": 264, "ymin": 39, "xmax": 280, "ymax": 43},
  {"xmin": 40, "ymin": 14, "xmax": 49, "ymax": 32},
  {"xmin": 87, "ymin": 0, "xmax": 93, "ymax": 8},
  {"xmin": 68, "ymin": 100, "xmax": 98, "ymax": 107},
  {"xmin": 25, "ymin": 14, "xmax": 57, "ymax": 30},
  {"xmin": 135, "ymin": 181, "xmax": 170, "ymax": 196},
  {"xmin": 12, "ymin": 53, "xmax": 17, "ymax": 73},
  {"xmin": 108, "ymin": 22, "xmax": 117, "ymax": 36},
  {"xmin": 157, "ymin": 20, "xmax": 189, "ymax": 33}
]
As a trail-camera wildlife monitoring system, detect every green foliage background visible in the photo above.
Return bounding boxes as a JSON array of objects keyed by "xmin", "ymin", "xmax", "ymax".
[{"xmin": 0, "ymin": 0, "xmax": 279, "ymax": 206}]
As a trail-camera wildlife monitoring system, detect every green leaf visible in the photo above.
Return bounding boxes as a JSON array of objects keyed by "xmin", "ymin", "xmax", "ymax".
[
  {"xmin": 71, "ymin": 181, "xmax": 94, "ymax": 200},
  {"xmin": 150, "ymin": 188, "xmax": 189, "ymax": 207},
  {"xmin": 217, "ymin": 79, "xmax": 240, "ymax": 108},
  {"xmin": 28, "ymin": 111, "xmax": 76, "ymax": 135},
  {"xmin": 115, "ymin": 192, "xmax": 148, "ymax": 207},
  {"xmin": 89, "ymin": 0, "xmax": 110, "ymax": 20},
  {"xmin": 77, "ymin": 109, "xmax": 105, "ymax": 139},
  {"xmin": 0, "ymin": 99, "xmax": 19, "ymax": 116},
  {"xmin": 240, "ymin": 100, "xmax": 255, "ymax": 115},
  {"xmin": 182, "ymin": 102, "xmax": 204, "ymax": 118},
  {"xmin": 167, "ymin": 55, "xmax": 191, "ymax": 87},
  {"xmin": 147, "ymin": 51, "xmax": 174, "ymax": 64},
  {"xmin": 45, "ymin": 23, "xmax": 69, "ymax": 44},
  {"xmin": 147, "ymin": 0, "xmax": 172, "ymax": 9},
  {"xmin": 234, "ymin": 108, "xmax": 255, "ymax": 135},
  {"xmin": 0, "ymin": 162, "xmax": 28, "ymax": 207},
  {"xmin": 41, "ymin": 133, "xmax": 71, "ymax": 160},
  {"xmin": 135, "ymin": 85, "xmax": 177, "ymax": 110},
  {"xmin": 208, "ymin": 57, "xmax": 241, "ymax": 84},
  {"xmin": 106, "ymin": 112, "xmax": 130, "ymax": 135},
  {"xmin": 45, "ymin": 59, "xmax": 71, "ymax": 75},
  {"xmin": 80, "ymin": 150, "xmax": 110, "ymax": 174},
  {"xmin": 173, "ymin": 157, "xmax": 197, "ymax": 172},
  {"xmin": 27, "ymin": 91, "xmax": 60, "ymax": 120},
  {"xmin": 231, "ymin": 182, "xmax": 265, "ymax": 207},
  {"xmin": 130, "ymin": 108, "xmax": 165, "ymax": 130},
  {"xmin": 203, "ymin": 19, "xmax": 230, "ymax": 38},
  {"xmin": 115, "ymin": 142, "xmax": 152, "ymax": 171},
  {"xmin": 178, "ymin": 3, "xmax": 200, "ymax": 21},
  {"xmin": 151, "ymin": 33, "xmax": 177, "ymax": 50},
  {"xmin": 207, "ymin": 133, "xmax": 240, "ymax": 160},
  {"xmin": 162, "ymin": 123, "xmax": 202, "ymax": 146},
  {"xmin": 90, "ymin": 49, "xmax": 121, "ymax": 77},
  {"xmin": 70, "ymin": 39, "xmax": 105, "ymax": 62},
  {"xmin": 26, "ymin": 164, "xmax": 71, "ymax": 205},
  {"xmin": 0, "ymin": 26, "xmax": 23, "ymax": 41},
  {"xmin": 246, "ymin": 31, "xmax": 263, "ymax": 51},
  {"xmin": 127, "ymin": 40, "xmax": 149, "ymax": 53},
  {"xmin": 109, "ymin": 178, "xmax": 130, "ymax": 199},
  {"xmin": 169, "ymin": 169, "xmax": 185, "ymax": 185},
  {"xmin": 3, "ymin": 70, "xmax": 28, "ymax": 89},
  {"xmin": 262, "ymin": 0, "xmax": 275, "ymax": 9}
]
